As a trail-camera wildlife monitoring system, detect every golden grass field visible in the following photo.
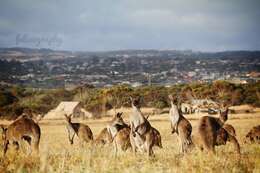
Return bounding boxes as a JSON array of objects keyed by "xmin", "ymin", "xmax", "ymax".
[{"xmin": 0, "ymin": 110, "xmax": 260, "ymax": 173}]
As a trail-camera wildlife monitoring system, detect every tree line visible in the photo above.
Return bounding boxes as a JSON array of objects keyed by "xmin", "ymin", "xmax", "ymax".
[{"xmin": 0, "ymin": 80, "xmax": 259, "ymax": 119}]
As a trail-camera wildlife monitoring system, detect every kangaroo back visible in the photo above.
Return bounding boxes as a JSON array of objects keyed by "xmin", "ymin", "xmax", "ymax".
[
  {"xmin": 3, "ymin": 116, "xmax": 41, "ymax": 155},
  {"xmin": 95, "ymin": 128, "xmax": 112, "ymax": 145},
  {"xmin": 197, "ymin": 112, "xmax": 228, "ymax": 154}
]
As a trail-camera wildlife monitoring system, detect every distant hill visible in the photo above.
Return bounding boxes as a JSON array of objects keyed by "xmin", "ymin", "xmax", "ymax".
[
  {"xmin": 0, "ymin": 47, "xmax": 74, "ymax": 61},
  {"xmin": 0, "ymin": 47, "xmax": 259, "ymax": 61}
]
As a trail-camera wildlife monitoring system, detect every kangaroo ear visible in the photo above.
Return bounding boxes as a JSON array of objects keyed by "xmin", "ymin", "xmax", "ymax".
[
  {"xmin": 116, "ymin": 112, "xmax": 123, "ymax": 118},
  {"xmin": 0, "ymin": 125, "xmax": 7, "ymax": 132},
  {"xmin": 0, "ymin": 125, "xmax": 3, "ymax": 132},
  {"xmin": 64, "ymin": 114, "xmax": 69, "ymax": 119},
  {"xmin": 220, "ymin": 109, "xmax": 228, "ymax": 122},
  {"xmin": 225, "ymin": 108, "xmax": 229, "ymax": 113}
]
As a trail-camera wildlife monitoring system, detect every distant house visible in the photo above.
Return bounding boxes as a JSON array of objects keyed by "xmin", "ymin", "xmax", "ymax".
[
  {"xmin": 228, "ymin": 78, "xmax": 248, "ymax": 84},
  {"xmin": 131, "ymin": 82, "xmax": 143, "ymax": 87},
  {"xmin": 44, "ymin": 101, "xmax": 92, "ymax": 119},
  {"xmin": 190, "ymin": 99, "xmax": 219, "ymax": 113},
  {"xmin": 229, "ymin": 105, "xmax": 254, "ymax": 114},
  {"xmin": 181, "ymin": 103, "xmax": 194, "ymax": 114}
]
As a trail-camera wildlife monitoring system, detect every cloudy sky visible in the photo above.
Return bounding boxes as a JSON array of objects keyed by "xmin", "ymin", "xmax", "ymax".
[{"xmin": 0, "ymin": 0, "xmax": 259, "ymax": 51}]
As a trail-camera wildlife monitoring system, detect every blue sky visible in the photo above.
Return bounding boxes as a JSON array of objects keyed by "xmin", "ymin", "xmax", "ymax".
[{"xmin": 0, "ymin": 0, "xmax": 259, "ymax": 51}]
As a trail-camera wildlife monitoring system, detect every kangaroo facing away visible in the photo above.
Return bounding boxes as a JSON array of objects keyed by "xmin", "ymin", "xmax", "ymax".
[
  {"xmin": 1, "ymin": 115, "xmax": 41, "ymax": 156},
  {"xmin": 129, "ymin": 97, "xmax": 160, "ymax": 157},
  {"xmin": 114, "ymin": 127, "xmax": 131, "ymax": 153},
  {"xmin": 168, "ymin": 95, "xmax": 192, "ymax": 153},
  {"xmin": 193, "ymin": 108, "xmax": 238, "ymax": 154},
  {"xmin": 94, "ymin": 127, "xmax": 112, "ymax": 145},
  {"xmin": 64, "ymin": 114, "xmax": 93, "ymax": 145}
]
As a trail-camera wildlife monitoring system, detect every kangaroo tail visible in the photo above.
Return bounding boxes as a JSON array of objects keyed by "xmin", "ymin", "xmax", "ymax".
[{"xmin": 228, "ymin": 134, "xmax": 240, "ymax": 155}]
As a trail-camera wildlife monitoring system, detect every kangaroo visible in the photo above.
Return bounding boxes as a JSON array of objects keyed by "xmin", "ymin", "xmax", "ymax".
[
  {"xmin": 113, "ymin": 127, "xmax": 131, "ymax": 153},
  {"xmin": 106, "ymin": 112, "xmax": 131, "ymax": 154},
  {"xmin": 223, "ymin": 123, "xmax": 236, "ymax": 137},
  {"xmin": 168, "ymin": 95, "xmax": 192, "ymax": 153},
  {"xmin": 129, "ymin": 97, "xmax": 158, "ymax": 157},
  {"xmin": 94, "ymin": 127, "xmax": 112, "ymax": 145},
  {"xmin": 107, "ymin": 112, "xmax": 129, "ymax": 140},
  {"xmin": 136, "ymin": 114, "xmax": 162, "ymax": 148},
  {"xmin": 1, "ymin": 115, "xmax": 41, "ymax": 156},
  {"xmin": 215, "ymin": 127, "xmax": 240, "ymax": 154},
  {"xmin": 64, "ymin": 114, "xmax": 93, "ymax": 145},
  {"xmin": 114, "ymin": 127, "xmax": 162, "ymax": 154},
  {"xmin": 245, "ymin": 125, "xmax": 260, "ymax": 144},
  {"xmin": 194, "ymin": 108, "xmax": 230, "ymax": 154},
  {"xmin": 152, "ymin": 127, "xmax": 163, "ymax": 148}
]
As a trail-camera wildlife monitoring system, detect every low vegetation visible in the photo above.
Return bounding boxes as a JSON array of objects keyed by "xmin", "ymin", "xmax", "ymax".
[{"xmin": 0, "ymin": 116, "xmax": 259, "ymax": 172}]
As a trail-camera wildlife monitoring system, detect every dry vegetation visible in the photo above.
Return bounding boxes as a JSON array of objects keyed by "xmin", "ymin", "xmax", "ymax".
[{"xmin": 0, "ymin": 111, "xmax": 260, "ymax": 173}]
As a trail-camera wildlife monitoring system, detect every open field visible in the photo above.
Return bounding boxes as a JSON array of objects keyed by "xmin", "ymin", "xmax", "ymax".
[{"xmin": 0, "ymin": 111, "xmax": 260, "ymax": 173}]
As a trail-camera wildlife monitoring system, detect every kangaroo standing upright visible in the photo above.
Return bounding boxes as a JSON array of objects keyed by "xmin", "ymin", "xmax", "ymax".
[
  {"xmin": 129, "ymin": 97, "xmax": 159, "ymax": 157},
  {"xmin": 1, "ymin": 115, "xmax": 41, "ymax": 156},
  {"xmin": 106, "ymin": 112, "xmax": 131, "ymax": 154},
  {"xmin": 107, "ymin": 112, "xmax": 129, "ymax": 140},
  {"xmin": 64, "ymin": 114, "xmax": 93, "ymax": 145},
  {"xmin": 168, "ymin": 95, "xmax": 192, "ymax": 153}
]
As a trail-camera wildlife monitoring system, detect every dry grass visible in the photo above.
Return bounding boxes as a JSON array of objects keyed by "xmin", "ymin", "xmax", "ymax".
[{"xmin": 0, "ymin": 112, "xmax": 260, "ymax": 173}]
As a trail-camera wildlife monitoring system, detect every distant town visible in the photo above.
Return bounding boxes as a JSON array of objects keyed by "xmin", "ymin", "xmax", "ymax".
[{"xmin": 0, "ymin": 47, "xmax": 259, "ymax": 88}]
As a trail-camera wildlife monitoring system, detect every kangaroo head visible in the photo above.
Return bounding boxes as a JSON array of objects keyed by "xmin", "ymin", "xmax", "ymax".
[
  {"xmin": 245, "ymin": 132, "xmax": 253, "ymax": 143},
  {"xmin": 130, "ymin": 96, "xmax": 141, "ymax": 109},
  {"xmin": 112, "ymin": 112, "xmax": 126, "ymax": 126},
  {"xmin": 64, "ymin": 114, "xmax": 72, "ymax": 123},
  {"xmin": 168, "ymin": 94, "xmax": 178, "ymax": 107},
  {"xmin": 220, "ymin": 108, "xmax": 228, "ymax": 123},
  {"xmin": 168, "ymin": 94, "xmax": 174, "ymax": 101},
  {"xmin": 0, "ymin": 125, "xmax": 7, "ymax": 142}
]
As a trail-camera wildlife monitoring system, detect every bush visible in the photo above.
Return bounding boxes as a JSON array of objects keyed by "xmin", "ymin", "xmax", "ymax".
[
  {"xmin": 0, "ymin": 81, "xmax": 260, "ymax": 119},
  {"xmin": 0, "ymin": 91, "xmax": 17, "ymax": 107}
]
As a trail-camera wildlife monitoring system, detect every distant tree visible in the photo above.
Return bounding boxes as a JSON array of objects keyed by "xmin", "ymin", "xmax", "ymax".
[
  {"xmin": 0, "ymin": 91, "xmax": 17, "ymax": 107},
  {"xmin": 103, "ymin": 84, "xmax": 133, "ymax": 113},
  {"xmin": 231, "ymin": 89, "xmax": 243, "ymax": 105}
]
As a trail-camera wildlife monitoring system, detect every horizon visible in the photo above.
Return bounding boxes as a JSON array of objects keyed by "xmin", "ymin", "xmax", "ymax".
[
  {"xmin": 0, "ymin": 0, "xmax": 260, "ymax": 52},
  {"xmin": 1, "ymin": 46, "xmax": 260, "ymax": 53}
]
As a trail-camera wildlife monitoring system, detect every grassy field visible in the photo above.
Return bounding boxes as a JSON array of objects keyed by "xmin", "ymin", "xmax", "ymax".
[{"xmin": 0, "ymin": 112, "xmax": 260, "ymax": 173}]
